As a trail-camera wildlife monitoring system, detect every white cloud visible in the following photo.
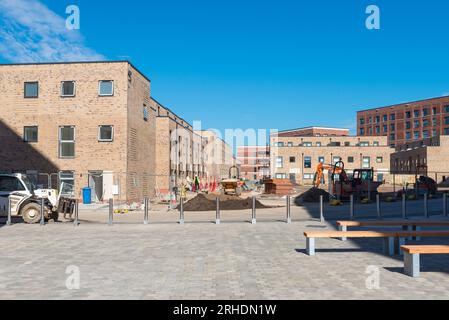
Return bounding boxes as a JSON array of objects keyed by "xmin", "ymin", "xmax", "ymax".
[{"xmin": 0, "ymin": 0, "xmax": 105, "ymax": 62}]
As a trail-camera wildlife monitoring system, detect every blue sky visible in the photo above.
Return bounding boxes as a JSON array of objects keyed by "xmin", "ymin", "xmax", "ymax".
[{"xmin": 1, "ymin": 0, "xmax": 449, "ymax": 139}]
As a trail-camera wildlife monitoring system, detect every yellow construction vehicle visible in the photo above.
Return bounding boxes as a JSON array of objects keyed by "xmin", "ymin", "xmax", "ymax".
[{"xmin": 220, "ymin": 166, "xmax": 243, "ymax": 196}]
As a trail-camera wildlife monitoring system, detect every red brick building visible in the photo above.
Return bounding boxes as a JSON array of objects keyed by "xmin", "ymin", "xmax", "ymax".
[
  {"xmin": 357, "ymin": 96, "xmax": 449, "ymax": 147},
  {"xmin": 277, "ymin": 127, "xmax": 349, "ymax": 138},
  {"xmin": 237, "ymin": 146, "xmax": 270, "ymax": 181}
]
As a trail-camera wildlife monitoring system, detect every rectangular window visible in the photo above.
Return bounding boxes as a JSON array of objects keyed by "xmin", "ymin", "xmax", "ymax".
[
  {"xmin": 383, "ymin": 125, "xmax": 388, "ymax": 133},
  {"xmin": 390, "ymin": 133, "xmax": 396, "ymax": 141},
  {"xmin": 432, "ymin": 129, "xmax": 437, "ymax": 137},
  {"xmin": 348, "ymin": 156, "xmax": 354, "ymax": 163},
  {"xmin": 376, "ymin": 157, "xmax": 383, "ymax": 163},
  {"xmin": 332, "ymin": 156, "xmax": 341, "ymax": 165},
  {"xmin": 423, "ymin": 119, "xmax": 429, "ymax": 127},
  {"xmin": 444, "ymin": 105, "xmax": 449, "ymax": 113},
  {"xmin": 433, "ymin": 118, "xmax": 437, "ymax": 126},
  {"xmin": 359, "ymin": 141, "xmax": 369, "ymax": 147},
  {"xmin": 406, "ymin": 132, "xmax": 411, "ymax": 139},
  {"xmin": 375, "ymin": 126, "xmax": 380, "ymax": 134},
  {"xmin": 344, "ymin": 141, "xmax": 351, "ymax": 146},
  {"xmin": 318, "ymin": 156, "xmax": 325, "ymax": 163},
  {"xmin": 99, "ymin": 80, "xmax": 114, "ymax": 96},
  {"xmin": 362, "ymin": 156, "xmax": 371, "ymax": 169},
  {"xmin": 423, "ymin": 130, "xmax": 429, "ymax": 138},
  {"xmin": 61, "ymin": 81, "xmax": 76, "ymax": 97},
  {"xmin": 289, "ymin": 157, "xmax": 296, "ymax": 163},
  {"xmin": 59, "ymin": 126, "xmax": 75, "ymax": 158},
  {"xmin": 414, "ymin": 131, "xmax": 420, "ymax": 139},
  {"xmin": 316, "ymin": 142, "xmax": 322, "ymax": 147},
  {"xmin": 375, "ymin": 116, "xmax": 380, "ymax": 123},
  {"xmin": 423, "ymin": 108, "xmax": 429, "ymax": 117},
  {"xmin": 390, "ymin": 114, "xmax": 396, "ymax": 121},
  {"xmin": 302, "ymin": 142, "xmax": 312, "ymax": 147},
  {"xmin": 24, "ymin": 82, "xmax": 38, "ymax": 98},
  {"xmin": 59, "ymin": 171, "xmax": 75, "ymax": 198},
  {"xmin": 143, "ymin": 105, "xmax": 149, "ymax": 121},
  {"xmin": 275, "ymin": 156, "xmax": 283, "ymax": 168},
  {"xmin": 98, "ymin": 125, "xmax": 114, "ymax": 142},
  {"xmin": 359, "ymin": 118, "xmax": 365, "ymax": 125},
  {"xmin": 373, "ymin": 141, "xmax": 379, "ymax": 146},
  {"xmin": 414, "ymin": 120, "xmax": 420, "ymax": 128},
  {"xmin": 275, "ymin": 173, "xmax": 286, "ymax": 179},
  {"xmin": 390, "ymin": 124, "xmax": 395, "ymax": 131},
  {"xmin": 433, "ymin": 107, "xmax": 438, "ymax": 115},
  {"xmin": 287, "ymin": 142, "xmax": 294, "ymax": 147},
  {"xmin": 23, "ymin": 126, "xmax": 38, "ymax": 142},
  {"xmin": 445, "ymin": 117, "xmax": 449, "ymax": 125},
  {"xmin": 406, "ymin": 122, "xmax": 411, "ymax": 130},
  {"xmin": 359, "ymin": 128, "xmax": 365, "ymax": 135},
  {"xmin": 414, "ymin": 110, "xmax": 420, "ymax": 118},
  {"xmin": 405, "ymin": 111, "xmax": 411, "ymax": 119},
  {"xmin": 304, "ymin": 156, "xmax": 312, "ymax": 168},
  {"xmin": 445, "ymin": 128, "xmax": 449, "ymax": 135},
  {"xmin": 303, "ymin": 174, "xmax": 314, "ymax": 180}
]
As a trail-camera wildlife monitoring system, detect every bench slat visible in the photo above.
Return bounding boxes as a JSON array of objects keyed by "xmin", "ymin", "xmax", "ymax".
[
  {"xmin": 402, "ymin": 245, "xmax": 449, "ymax": 254},
  {"xmin": 337, "ymin": 220, "xmax": 449, "ymax": 227},
  {"xmin": 304, "ymin": 231, "xmax": 449, "ymax": 238}
]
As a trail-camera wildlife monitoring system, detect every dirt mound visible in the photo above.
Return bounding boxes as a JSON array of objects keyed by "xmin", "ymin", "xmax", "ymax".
[
  {"xmin": 295, "ymin": 187, "xmax": 331, "ymax": 205},
  {"xmin": 182, "ymin": 193, "xmax": 269, "ymax": 211}
]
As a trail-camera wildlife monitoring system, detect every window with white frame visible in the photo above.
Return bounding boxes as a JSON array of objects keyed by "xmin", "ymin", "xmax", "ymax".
[
  {"xmin": 275, "ymin": 156, "xmax": 283, "ymax": 168},
  {"xmin": 303, "ymin": 173, "xmax": 314, "ymax": 180},
  {"xmin": 61, "ymin": 81, "xmax": 76, "ymax": 97},
  {"xmin": 98, "ymin": 125, "xmax": 114, "ymax": 142},
  {"xmin": 59, "ymin": 126, "xmax": 75, "ymax": 158},
  {"xmin": 99, "ymin": 80, "xmax": 114, "ymax": 96},
  {"xmin": 23, "ymin": 126, "xmax": 38, "ymax": 142},
  {"xmin": 275, "ymin": 173, "xmax": 286, "ymax": 179},
  {"xmin": 362, "ymin": 156, "xmax": 371, "ymax": 168}
]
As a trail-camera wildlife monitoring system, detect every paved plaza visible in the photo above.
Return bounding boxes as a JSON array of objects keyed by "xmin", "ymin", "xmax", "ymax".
[{"xmin": 1, "ymin": 198, "xmax": 449, "ymax": 300}]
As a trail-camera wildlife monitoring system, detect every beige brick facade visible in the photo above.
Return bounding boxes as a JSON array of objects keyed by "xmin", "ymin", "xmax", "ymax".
[{"xmin": 270, "ymin": 134, "xmax": 394, "ymax": 185}]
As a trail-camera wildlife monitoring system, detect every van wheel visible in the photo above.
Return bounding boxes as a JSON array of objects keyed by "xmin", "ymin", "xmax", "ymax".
[{"xmin": 21, "ymin": 203, "xmax": 42, "ymax": 224}]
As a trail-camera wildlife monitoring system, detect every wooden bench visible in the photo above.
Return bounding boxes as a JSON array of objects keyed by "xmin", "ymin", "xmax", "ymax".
[
  {"xmin": 304, "ymin": 230, "xmax": 449, "ymax": 256},
  {"xmin": 337, "ymin": 220, "xmax": 449, "ymax": 241},
  {"xmin": 402, "ymin": 245, "xmax": 449, "ymax": 278}
]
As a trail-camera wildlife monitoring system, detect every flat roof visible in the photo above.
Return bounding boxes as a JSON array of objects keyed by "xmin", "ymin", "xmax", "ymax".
[
  {"xmin": 357, "ymin": 95, "xmax": 449, "ymax": 113},
  {"xmin": 270, "ymin": 126, "xmax": 349, "ymax": 136},
  {"xmin": 0, "ymin": 60, "xmax": 152, "ymax": 83}
]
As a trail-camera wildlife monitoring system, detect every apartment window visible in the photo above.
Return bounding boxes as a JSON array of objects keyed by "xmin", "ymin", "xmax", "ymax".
[
  {"xmin": 423, "ymin": 108, "xmax": 429, "ymax": 117},
  {"xmin": 383, "ymin": 115, "xmax": 388, "ymax": 122},
  {"xmin": 24, "ymin": 82, "xmax": 38, "ymax": 98},
  {"xmin": 423, "ymin": 130, "xmax": 430, "ymax": 138},
  {"xmin": 359, "ymin": 128, "xmax": 365, "ymax": 135},
  {"xmin": 23, "ymin": 126, "xmax": 38, "ymax": 143},
  {"xmin": 414, "ymin": 110, "xmax": 420, "ymax": 118},
  {"xmin": 61, "ymin": 81, "xmax": 75, "ymax": 97},
  {"xmin": 59, "ymin": 171, "xmax": 75, "ymax": 198},
  {"xmin": 275, "ymin": 173, "xmax": 286, "ymax": 179},
  {"xmin": 318, "ymin": 156, "xmax": 325, "ymax": 163},
  {"xmin": 99, "ymin": 80, "xmax": 114, "ymax": 96},
  {"xmin": 414, "ymin": 131, "xmax": 420, "ymax": 139},
  {"xmin": 348, "ymin": 156, "xmax": 354, "ymax": 163},
  {"xmin": 373, "ymin": 141, "xmax": 379, "ymax": 146},
  {"xmin": 444, "ymin": 105, "xmax": 449, "ymax": 113},
  {"xmin": 275, "ymin": 156, "xmax": 283, "ymax": 168},
  {"xmin": 289, "ymin": 157, "xmax": 296, "ymax": 163},
  {"xmin": 375, "ymin": 116, "xmax": 380, "ymax": 123},
  {"xmin": 406, "ymin": 122, "xmax": 411, "ymax": 130},
  {"xmin": 375, "ymin": 126, "xmax": 380, "ymax": 134},
  {"xmin": 390, "ymin": 124, "xmax": 395, "ymax": 131},
  {"xmin": 332, "ymin": 156, "xmax": 342, "ymax": 165},
  {"xmin": 383, "ymin": 125, "xmax": 388, "ymax": 133},
  {"xmin": 433, "ymin": 118, "xmax": 437, "ymax": 126},
  {"xmin": 376, "ymin": 157, "xmax": 383, "ymax": 163},
  {"xmin": 406, "ymin": 132, "xmax": 411, "ymax": 139},
  {"xmin": 59, "ymin": 126, "xmax": 75, "ymax": 158},
  {"xmin": 143, "ymin": 105, "xmax": 149, "ymax": 121},
  {"xmin": 304, "ymin": 156, "xmax": 312, "ymax": 168},
  {"xmin": 360, "ymin": 118, "xmax": 365, "ymax": 125},
  {"xmin": 390, "ymin": 114, "xmax": 396, "ymax": 121},
  {"xmin": 98, "ymin": 125, "xmax": 114, "ymax": 142},
  {"xmin": 344, "ymin": 142, "xmax": 351, "ymax": 147},
  {"xmin": 287, "ymin": 142, "xmax": 294, "ymax": 147},
  {"xmin": 422, "ymin": 119, "xmax": 430, "ymax": 127},
  {"xmin": 405, "ymin": 111, "xmax": 411, "ymax": 119},
  {"xmin": 303, "ymin": 174, "xmax": 314, "ymax": 180},
  {"xmin": 368, "ymin": 117, "xmax": 372, "ymax": 123},
  {"xmin": 303, "ymin": 142, "xmax": 312, "ymax": 147},
  {"xmin": 362, "ymin": 157, "xmax": 371, "ymax": 169},
  {"xmin": 414, "ymin": 120, "xmax": 420, "ymax": 128},
  {"xmin": 359, "ymin": 141, "xmax": 369, "ymax": 147},
  {"xmin": 432, "ymin": 129, "xmax": 437, "ymax": 137},
  {"xmin": 369, "ymin": 127, "xmax": 373, "ymax": 135},
  {"xmin": 316, "ymin": 142, "xmax": 322, "ymax": 147},
  {"xmin": 445, "ymin": 117, "xmax": 449, "ymax": 125},
  {"xmin": 275, "ymin": 142, "xmax": 284, "ymax": 147},
  {"xmin": 433, "ymin": 107, "xmax": 438, "ymax": 115},
  {"xmin": 445, "ymin": 128, "xmax": 449, "ymax": 135}
]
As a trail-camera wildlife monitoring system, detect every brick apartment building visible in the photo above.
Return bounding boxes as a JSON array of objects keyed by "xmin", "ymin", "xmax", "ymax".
[
  {"xmin": 195, "ymin": 130, "xmax": 236, "ymax": 180},
  {"xmin": 357, "ymin": 96, "xmax": 449, "ymax": 147},
  {"xmin": 237, "ymin": 146, "xmax": 270, "ymax": 181},
  {"xmin": 270, "ymin": 128, "xmax": 393, "ymax": 185},
  {"xmin": 0, "ymin": 61, "xmax": 210, "ymax": 202}
]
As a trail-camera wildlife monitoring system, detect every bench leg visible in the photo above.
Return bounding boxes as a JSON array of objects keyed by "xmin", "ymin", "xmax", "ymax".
[
  {"xmin": 383, "ymin": 237, "xmax": 395, "ymax": 256},
  {"xmin": 397, "ymin": 237, "xmax": 406, "ymax": 256},
  {"xmin": 404, "ymin": 252, "xmax": 420, "ymax": 278},
  {"xmin": 339, "ymin": 226, "xmax": 347, "ymax": 241},
  {"xmin": 306, "ymin": 237, "xmax": 316, "ymax": 256}
]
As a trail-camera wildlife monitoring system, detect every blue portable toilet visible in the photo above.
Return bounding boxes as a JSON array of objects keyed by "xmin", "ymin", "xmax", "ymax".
[{"xmin": 82, "ymin": 187, "xmax": 92, "ymax": 205}]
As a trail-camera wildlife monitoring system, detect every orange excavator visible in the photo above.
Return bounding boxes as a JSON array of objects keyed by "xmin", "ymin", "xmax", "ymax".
[{"xmin": 313, "ymin": 160, "xmax": 383, "ymax": 199}]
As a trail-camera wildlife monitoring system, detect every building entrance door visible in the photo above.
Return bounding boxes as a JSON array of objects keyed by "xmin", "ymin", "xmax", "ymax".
[{"xmin": 88, "ymin": 171, "xmax": 103, "ymax": 203}]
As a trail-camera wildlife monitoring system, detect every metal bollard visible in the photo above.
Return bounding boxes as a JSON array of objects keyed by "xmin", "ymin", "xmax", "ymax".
[
  {"xmin": 424, "ymin": 193, "xmax": 429, "ymax": 219},
  {"xmin": 287, "ymin": 196, "xmax": 292, "ymax": 224},
  {"xmin": 144, "ymin": 198, "xmax": 149, "ymax": 225},
  {"xmin": 402, "ymin": 193, "xmax": 407, "ymax": 219},
  {"xmin": 40, "ymin": 198, "xmax": 45, "ymax": 226},
  {"xmin": 350, "ymin": 195, "xmax": 354, "ymax": 220},
  {"xmin": 216, "ymin": 198, "xmax": 220, "ymax": 225},
  {"xmin": 444, "ymin": 193, "xmax": 448, "ymax": 217},
  {"xmin": 376, "ymin": 194, "xmax": 382, "ymax": 220},
  {"xmin": 108, "ymin": 198, "xmax": 113, "ymax": 226},
  {"xmin": 179, "ymin": 198, "xmax": 185, "ymax": 225},
  {"xmin": 320, "ymin": 195, "xmax": 324, "ymax": 223},
  {"xmin": 6, "ymin": 196, "xmax": 12, "ymax": 226},
  {"xmin": 74, "ymin": 200, "xmax": 79, "ymax": 226},
  {"xmin": 251, "ymin": 196, "xmax": 256, "ymax": 224}
]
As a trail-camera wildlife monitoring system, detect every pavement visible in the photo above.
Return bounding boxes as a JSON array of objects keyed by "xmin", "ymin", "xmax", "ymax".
[{"xmin": 2, "ymin": 196, "xmax": 449, "ymax": 300}]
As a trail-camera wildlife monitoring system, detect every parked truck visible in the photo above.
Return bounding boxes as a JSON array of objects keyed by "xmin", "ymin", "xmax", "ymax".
[{"xmin": 0, "ymin": 173, "xmax": 75, "ymax": 224}]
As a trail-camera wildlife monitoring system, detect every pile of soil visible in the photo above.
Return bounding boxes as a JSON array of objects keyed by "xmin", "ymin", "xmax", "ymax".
[
  {"xmin": 182, "ymin": 193, "xmax": 269, "ymax": 211},
  {"xmin": 295, "ymin": 187, "xmax": 331, "ymax": 205}
]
